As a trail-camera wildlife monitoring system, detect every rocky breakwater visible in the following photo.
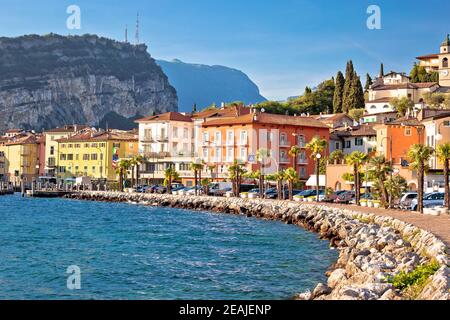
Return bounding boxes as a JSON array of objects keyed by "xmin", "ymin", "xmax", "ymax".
[{"xmin": 65, "ymin": 191, "xmax": 449, "ymax": 300}]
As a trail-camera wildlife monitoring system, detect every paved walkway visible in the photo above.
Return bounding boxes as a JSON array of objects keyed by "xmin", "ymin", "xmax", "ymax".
[{"xmin": 304, "ymin": 203, "xmax": 450, "ymax": 248}]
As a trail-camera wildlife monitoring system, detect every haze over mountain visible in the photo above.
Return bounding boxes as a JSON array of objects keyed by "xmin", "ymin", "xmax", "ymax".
[{"xmin": 156, "ymin": 59, "xmax": 266, "ymax": 112}]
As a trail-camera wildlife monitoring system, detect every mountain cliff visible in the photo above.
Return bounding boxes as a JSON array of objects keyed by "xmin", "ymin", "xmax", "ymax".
[
  {"xmin": 0, "ymin": 34, "xmax": 178, "ymax": 132},
  {"xmin": 156, "ymin": 59, "xmax": 266, "ymax": 112}
]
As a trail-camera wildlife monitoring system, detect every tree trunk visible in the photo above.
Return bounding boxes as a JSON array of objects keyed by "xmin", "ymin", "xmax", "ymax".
[
  {"xmin": 418, "ymin": 163, "xmax": 424, "ymax": 213},
  {"xmin": 194, "ymin": 170, "xmax": 198, "ymax": 196},
  {"xmin": 277, "ymin": 180, "xmax": 283, "ymax": 200},
  {"xmin": 259, "ymin": 175, "xmax": 264, "ymax": 199},
  {"xmin": 199, "ymin": 170, "xmax": 202, "ymax": 194},
  {"xmin": 445, "ymin": 159, "xmax": 450, "ymax": 210},
  {"xmin": 119, "ymin": 171, "xmax": 124, "ymax": 192},
  {"xmin": 288, "ymin": 181, "xmax": 293, "ymax": 200},
  {"xmin": 354, "ymin": 164, "xmax": 360, "ymax": 205},
  {"xmin": 136, "ymin": 164, "xmax": 140, "ymax": 189},
  {"xmin": 379, "ymin": 177, "xmax": 388, "ymax": 208},
  {"xmin": 167, "ymin": 177, "xmax": 172, "ymax": 194},
  {"xmin": 131, "ymin": 165, "xmax": 135, "ymax": 190}
]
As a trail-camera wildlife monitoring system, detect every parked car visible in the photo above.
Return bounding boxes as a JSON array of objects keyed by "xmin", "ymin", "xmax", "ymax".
[
  {"xmin": 154, "ymin": 186, "xmax": 168, "ymax": 194},
  {"xmin": 411, "ymin": 192, "xmax": 444, "ymax": 211},
  {"xmin": 212, "ymin": 187, "xmax": 232, "ymax": 197},
  {"xmin": 136, "ymin": 185, "xmax": 149, "ymax": 193},
  {"xmin": 186, "ymin": 186, "xmax": 204, "ymax": 196},
  {"xmin": 323, "ymin": 190, "xmax": 347, "ymax": 203},
  {"xmin": 399, "ymin": 192, "xmax": 418, "ymax": 210},
  {"xmin": 349, "ymin": 193, "xmax": 373, "ymax": 205},
  {"xmin": 146, "ymin": 185, "xmax": 160, "ymax": 193},
  {"xmin": 239, "ymin": 184, "xmax": 258, "ymax": 193},
  {"xmin": 335, "ymin": 191, "xmax": 356, "ymax": 204}
]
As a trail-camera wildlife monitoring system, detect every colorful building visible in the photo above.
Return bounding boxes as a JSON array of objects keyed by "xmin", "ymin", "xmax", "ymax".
[
  {"xmin": 56, "ymin": 130, "xmax": 138, "ymax": 182},
  {"xmin": 44, "ymin": 125, "xmax": 87, "ymax": 177},
  {"xmin": 198, "ymin": 111, "xmax": 330, "ymax": 182},
  {"xmin": 135, "ymin": 112, "xmax": 196, "ymax": 185},
  {"xmin": 0, "ymin": 133, "xmax": 40, "ymax": 186}
]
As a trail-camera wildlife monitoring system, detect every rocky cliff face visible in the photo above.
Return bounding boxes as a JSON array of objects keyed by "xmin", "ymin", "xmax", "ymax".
[{"xmin": 0, "ymin": 34, "xmax": 178, "ymax": 132}]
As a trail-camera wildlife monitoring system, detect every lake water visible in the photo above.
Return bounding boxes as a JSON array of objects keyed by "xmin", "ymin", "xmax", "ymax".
[{"xmin": 0, "ymin": 194, "xmax": 337, "ymax": 300}]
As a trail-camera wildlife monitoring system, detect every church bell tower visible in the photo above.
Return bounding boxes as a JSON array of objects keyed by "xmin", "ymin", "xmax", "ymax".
[{"xmin": 439, "ymin": 34, "xmax": 450, "ymax": 87}]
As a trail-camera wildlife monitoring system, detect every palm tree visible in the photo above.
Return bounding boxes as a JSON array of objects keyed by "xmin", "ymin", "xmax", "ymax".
[
  {"xmin": 274, "ymin": 171, "xmax": 285, "ymax": 200},
  {"xmin": 228, "ymin": 160, "xmax": 247, "ymax": 196},
  {"xmin": 436, "ymin": 143, "xmax": 450, "ymax": 209},
  {"xmin": 284, "ymin": 168, "xmax": 298, "ymax": 200},
  {"xmin": 346, "ymin": 151, "xmax": 368, "ymax": 205},
  {"xmin": 207, "ymin": 165, "xmax": 216, "ymax": 182},
  {"xmin": 368, "ymin": 155, "xmax": 391, "ymax": 207},
  {"xmin": 306, "ymin": 136, "xmax": 328, "ymax": 201},
  {"xmin": 164, "ymin": 167, "xmax": 179, "ymax": 194},
  {"xmin": 116, "ymin": 159, "xmax": 132, "ymax": 192},
  {"xmin": 329, "ymin": 150, "xmax": 345, "ymax": 164},
  {"xmin": 132, "ymin": 155, "xmax": 144, "ymax": 189},
  {"xmin": 289, "ymin": 145, "xmax": 301, "ymax": 174},
  {"xmin": 190, "ymin": 161, "xmax": 204, "ymax": 196},
  {"xmin": 257, "ymin": 148, "xmax": 271, "ymax": 199},
  {"xmin": 408, "ymin": 144, "xmax": 434, "ymax": 213}
]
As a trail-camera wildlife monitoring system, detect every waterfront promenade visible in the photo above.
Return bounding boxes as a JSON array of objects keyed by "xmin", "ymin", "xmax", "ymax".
[{"xmin": 308, "ymin": 203, "xmax": 450, "ymax": 249}]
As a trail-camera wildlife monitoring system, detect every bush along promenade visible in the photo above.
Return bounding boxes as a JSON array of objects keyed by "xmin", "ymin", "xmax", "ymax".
[{"xmin": 65, "ymin": 191, "xmax": 449, "ymax": 300}]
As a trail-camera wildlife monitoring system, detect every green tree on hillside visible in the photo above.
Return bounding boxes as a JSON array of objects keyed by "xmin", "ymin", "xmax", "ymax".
[
  {"xmin": 333, "ymin": 71, "xmax": 345, "ymax": 113},
  {"xmin": 346, "ymin": 72, "xmax": 365, "ymax": 110},
  {"xmin": 342, "ymin": 60, "xmax": 355, "ymax": 113},
  {"xmin": 365, "ymin": 73, "xmax": 373, "ymax": 92}
]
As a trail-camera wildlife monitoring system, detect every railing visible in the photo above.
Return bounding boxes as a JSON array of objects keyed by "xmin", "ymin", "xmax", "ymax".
[
  {"xmin": 297, "ymin": 158, "xmax": 308, "ymax": 165},
  {"xmin": 156, "ymin": 135, "xmax": 169, "ymax": 142},
  {"xmin": 141, "ymin": 136, "xmax": 155, "ymax": 143},
  {"xmin": 279, "ymin": 157, "xmax": 290, "ymax": 164}
]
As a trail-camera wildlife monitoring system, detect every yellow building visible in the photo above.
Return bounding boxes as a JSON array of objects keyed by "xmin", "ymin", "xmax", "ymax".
[
  {"xmin": 44, "ymin": 125, "xmax": 87, "ymax": 177},
  {"xmin": 56, "ymin": 130, "xmax": 138, "ymax": 182},
  {"xmin": 0, "ymin": 133, "xmax": 40, "ymax": 186}
]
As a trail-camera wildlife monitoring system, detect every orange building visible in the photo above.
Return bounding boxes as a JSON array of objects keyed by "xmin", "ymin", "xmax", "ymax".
[
  {"xmin": 198, "ymin": 111, "xmax": 330, "ymax": 182},
  {"xmin": 374, "ymin": 117, "xmax": 425, "ymax": 166}
]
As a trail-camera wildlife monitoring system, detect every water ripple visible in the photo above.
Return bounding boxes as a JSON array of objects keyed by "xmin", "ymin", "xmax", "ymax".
[{"xmin": 0, "ymin": 194, "xmax": 337, "ymax": 300}]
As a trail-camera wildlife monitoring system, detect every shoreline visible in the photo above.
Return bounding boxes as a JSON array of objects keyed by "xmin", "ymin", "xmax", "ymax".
[{"xmin": 64, "ymin": 191, "xmax": 449, "ymax": 300}]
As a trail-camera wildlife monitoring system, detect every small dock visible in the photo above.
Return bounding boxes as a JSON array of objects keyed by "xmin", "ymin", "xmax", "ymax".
[
  {"xmin": 0, "ymin": 189, "xmax": 14, "ymax": 196},
  {"xmin": 25, "ymin": 190, "xmax": 75, "ymax": 198}
]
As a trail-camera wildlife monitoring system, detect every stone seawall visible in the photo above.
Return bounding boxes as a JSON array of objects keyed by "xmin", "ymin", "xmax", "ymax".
[{"xmin": 65, "ymin": 191, "xmax": 449, "ymax": 300}]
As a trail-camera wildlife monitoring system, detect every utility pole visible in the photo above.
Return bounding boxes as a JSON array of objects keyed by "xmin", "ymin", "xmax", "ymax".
[{"xmin": 135, "ymin": 12, "xmax": 140, "ymax": 45}]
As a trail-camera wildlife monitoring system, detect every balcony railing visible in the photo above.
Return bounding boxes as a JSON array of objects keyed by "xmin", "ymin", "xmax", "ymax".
[
  {"xmin": 141, "ymin": 136, "xmax": 155, "ymax": 143},
  {"xmin": 144, "ymin": 152, "xmax": 171, "ymax": 159},
  {"xmin": 279, "ymin": 157, "xmax": 290, "ymax": 164},
  {"xmin": 280, "ymin": 140, "xmax": 290, "ymax": 147},
  {"xmin": 156, "ymin": 135, "xmax": 169, "ymax": 142},
  {"xmin": 297, "ymin": 158, "xmax": 308, "ymax": 165}
]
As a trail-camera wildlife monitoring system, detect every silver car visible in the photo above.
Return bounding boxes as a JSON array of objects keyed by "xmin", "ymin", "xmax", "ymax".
[
  {"xmin": 399, "ymin": 192, "xmax": 418, "ymax": 210},
  {"xmin": 410, "ymin": 192, "xmax": 444, "ymax": 211}
]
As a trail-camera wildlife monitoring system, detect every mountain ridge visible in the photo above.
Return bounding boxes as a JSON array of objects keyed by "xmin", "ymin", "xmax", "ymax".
[{"xmin": 156, "ymin": 59, "xmax": 266, "ymax": 112}]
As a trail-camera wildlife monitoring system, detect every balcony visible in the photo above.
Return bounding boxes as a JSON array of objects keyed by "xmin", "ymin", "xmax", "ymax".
[
  {"xmin": 297, "ymin": 158, "xmax": 308, "ymax": 165},
  {"xmin": 279, "ymin": 157, "xmax": 291, "ymax": 164},
  {"xmin": 141, "ymin": 136, "xmax": 155, "ymax": 143},
  {"xmin": 280, "ymin": 140, "xmax": 290, "ymax": 148},
  {"xmin": 144, "ymin": 152, "xmax": 171, "ymax": 159},
  {"xmin": 156, "ymin": 135, "xmax": 169, "ymax": 142}
]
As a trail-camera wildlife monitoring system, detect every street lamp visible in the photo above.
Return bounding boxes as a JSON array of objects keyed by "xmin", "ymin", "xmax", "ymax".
[
  {"xmin": 315, "ymin": 153, "xmax": 322, "ymax": 202},
  {"xmin": 380, "ymin": 136, "xmax": 393, "ymax": 208}
]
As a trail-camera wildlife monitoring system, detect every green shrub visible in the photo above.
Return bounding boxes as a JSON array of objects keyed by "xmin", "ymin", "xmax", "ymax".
[{"xmin": 388, "ymin": 261, "xmax": 440, "ymax": 291}]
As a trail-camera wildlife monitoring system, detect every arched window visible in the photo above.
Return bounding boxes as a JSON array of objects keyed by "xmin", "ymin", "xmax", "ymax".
[
  {"xmin": 370, "ymin": 105, "xmax": 377, "ymax": 109},
  {"xmin": 383, "ymin": 105, "xmax": 390, "ymax": 109},
  {"xmin": 443, "ymin": 58, "xmax": 449, "ymax": 68}
]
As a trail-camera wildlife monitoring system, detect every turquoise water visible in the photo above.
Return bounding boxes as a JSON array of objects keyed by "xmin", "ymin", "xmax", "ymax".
[{"xmin": 0, "ymin": 194, "xmax": 337, "ymax": 300}]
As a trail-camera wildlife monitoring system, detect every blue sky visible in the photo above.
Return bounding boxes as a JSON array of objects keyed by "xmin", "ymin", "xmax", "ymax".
[{"xmin": 0, "ymin": 0, "xmax": 449, "ymax": 100}]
